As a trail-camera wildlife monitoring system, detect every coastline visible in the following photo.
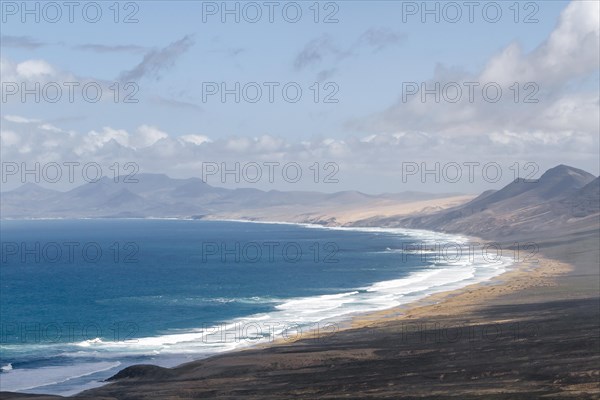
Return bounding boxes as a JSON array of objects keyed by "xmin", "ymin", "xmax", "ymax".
[
  {"xmin": 204, "ymin": 219, "xmax": 572, "ymax": 331},
  {"xmin": 1, "ymin": 219, "xmax": 511, "ymax": 395},
  {"xmin": 76, "ymin": 223, "xmax": 598, "ymax": 399},
  {"xmin": 242, "ymin": 223, "xmax": 571, "ymax": 347},
  {"xmin": 1, "ymin": 218, "xmax": 598, "ymax": 399},
  {"xmin": 350, "ymin": 252, "xmax": 572, "ymax": 329}
]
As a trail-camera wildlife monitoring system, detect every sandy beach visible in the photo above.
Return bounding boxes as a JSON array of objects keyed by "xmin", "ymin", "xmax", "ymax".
[
  {"xmin": 2, "ymin": 218, "xmax": 597, "ymax": 400},
  {"xmin": 350, "ymin": 253, "xmax": 573, "ymax": 329}
]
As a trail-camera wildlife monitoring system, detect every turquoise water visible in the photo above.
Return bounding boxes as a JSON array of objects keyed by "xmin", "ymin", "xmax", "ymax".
[{"xmin": 0, "ymin": 219, "xmax": 508, "ymax": 395}]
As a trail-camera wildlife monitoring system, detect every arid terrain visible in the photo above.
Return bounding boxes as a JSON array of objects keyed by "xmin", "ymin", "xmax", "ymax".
[{"xmin": 2, "ymin": 165, "xmax": 598, "ymax": 399}]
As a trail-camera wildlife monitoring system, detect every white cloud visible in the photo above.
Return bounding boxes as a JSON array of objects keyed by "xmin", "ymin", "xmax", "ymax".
[
  {"xmin": 1, "ymin": 58, "xmax": 63, "ymax": 84},
  {"xmin": 480, "ymin": 1, "xmax": 599, "ymax": 86},
  {"xmin": 15, "ymin": 59, "xmax": 55, "ymax": 79},
  {"xmin": 76, "ymin": 127, "xmax": 130, "ymax": 155},
  {"xmin": 1, "ymin": 3, "xmax": 598, "ymax": 192},
  {"xmin": 360, "ymin": 134, "xmax": 377, "ymax": 143},
  {"xmin": 38, "ymin": 123, "xmax": 65, "ymax": 133},
  {"xmin": 0, "ymin": 57, "xmax": 121, "ymax": 104},
  {"xmin": 4, "ymin": 115, "xmax": 40, "ymax": 124},
  {"xmin": 132, "ymin": 125, "xmax": 168, "ymax": 148},
  {"xmin": 225, "ymin": 137, "xmax": 252, "ymax": 153},
  {"xmin": 179, "ymin": 134, "xmax": 211, "ymax": 145},
  {"xmin": 254, "ymin": 135, "xmax": 286, "ymax": 152},
  {"xmin": 0, "ymin": 130, "xmax": 20, "ymax": 146},
  {"xmin": 1, "ymin": 120, "xmax": 598, "ymax": 193},
  {"xmin": 530, "ymin": 93, "xmax": 600, "ymax": 133},
  {"xmin": 349, "ymin": 0, "xmax": 599, "ymax": 151}
]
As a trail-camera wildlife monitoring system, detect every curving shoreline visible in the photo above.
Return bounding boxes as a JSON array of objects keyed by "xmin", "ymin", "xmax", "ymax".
[
  {"xmin": 0, "ymin": 221, "xmax": 514, "ymax": 396},
  {"xmin": 78, "ymin": 227, "xmax": 598, "ymax": 399},
  {"xmin": 3, "ymin": 222, "xmax": 598, "ymax": 399}
]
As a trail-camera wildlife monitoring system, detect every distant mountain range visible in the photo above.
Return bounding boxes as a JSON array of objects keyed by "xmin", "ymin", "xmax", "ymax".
[
  {"xmin": 2, "ymin": 165, "xmax": 598, "ymax": 239},
  {"xmin": 354, "ymin": 165, "xmax": 600, "ymax": 239},
  {"xmin": 0, "ymin": 173, "xmax": 456, "ymax": 221}
]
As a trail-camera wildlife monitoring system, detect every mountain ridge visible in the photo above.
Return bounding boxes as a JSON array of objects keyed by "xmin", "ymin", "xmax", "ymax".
[
  {"xmin": 351, "ymin": 165, "xmax": 599, "ymax": 239},
  {"xmin": 2, "ymin": 166, "xmax": 598, "ymax": 238},
  {"xmin": 0, "ymin": 173, "xmax": 461, "ymax": 219}
]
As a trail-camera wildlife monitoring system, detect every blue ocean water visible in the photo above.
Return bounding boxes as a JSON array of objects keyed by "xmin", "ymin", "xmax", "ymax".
[{"xmin": 0, "ymin": 219, "xmax": 509, "ymax": 395}]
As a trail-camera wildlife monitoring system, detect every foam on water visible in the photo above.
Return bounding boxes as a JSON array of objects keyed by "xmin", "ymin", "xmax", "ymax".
[
  {"xmin": 1, "ymin": 222, "xmax": 511, "ymax": 395},
  {"xmin": 47, "ymin": 226, "xmax": 509, "ymax": 358}
]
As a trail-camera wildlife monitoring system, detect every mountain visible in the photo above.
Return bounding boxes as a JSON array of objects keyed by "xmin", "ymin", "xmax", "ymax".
[
  {"xmin": 2, "ymin": 166, "xmax": 597, "ymax": 236},
  {"xmin": 464, "ymin": 165, "xmax": 594, "ymax": 211},
  {"xmin": 352, "ymin": 165, "xmax": 599, "ymax": 239},
  {"xmin": 568, "ymin": 177, "xmax": 600, "ymax": 217},
  {"xmin": 0, "ymin": 183, "xmax": 63, "ymax": 217},
  {"xmin": 0, "ymin": 173, "xmax": 460, "ymax": 220}
]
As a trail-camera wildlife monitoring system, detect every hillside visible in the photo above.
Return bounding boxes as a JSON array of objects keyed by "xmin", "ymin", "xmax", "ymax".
[{"xmin": 352, "ymin": 165, "xmax": 599, "ymax": 239}]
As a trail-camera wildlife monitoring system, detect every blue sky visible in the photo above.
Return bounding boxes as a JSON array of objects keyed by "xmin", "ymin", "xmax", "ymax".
[{"xmin": 1, "ymin": 1, "xmax": 598, "ymax": 192}]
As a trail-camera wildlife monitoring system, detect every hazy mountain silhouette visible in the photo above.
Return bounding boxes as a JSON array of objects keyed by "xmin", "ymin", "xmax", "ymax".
[{"xmin": 0, "ymin": 173, "xmax": 454, "ymax": 219}]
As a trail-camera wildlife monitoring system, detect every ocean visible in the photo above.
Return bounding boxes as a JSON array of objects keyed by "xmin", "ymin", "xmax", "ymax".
[{"xmin": 0, "ymin": 219, "xmax": 511, "ymax": 395}]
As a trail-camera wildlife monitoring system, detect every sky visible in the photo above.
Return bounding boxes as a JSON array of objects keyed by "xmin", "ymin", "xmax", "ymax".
[{"xmin": 1, "ymin": 0, "xmax": 599, "ymax": 193}]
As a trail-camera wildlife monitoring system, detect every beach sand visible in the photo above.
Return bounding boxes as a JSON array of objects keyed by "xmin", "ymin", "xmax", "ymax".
[
  {"xmin": 1, "ymin": 225, "xmax": 598, "ymax": 399},
  {"xmin": 206, "ymin": 194, "xmax": 475, "ymax": 226}
]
